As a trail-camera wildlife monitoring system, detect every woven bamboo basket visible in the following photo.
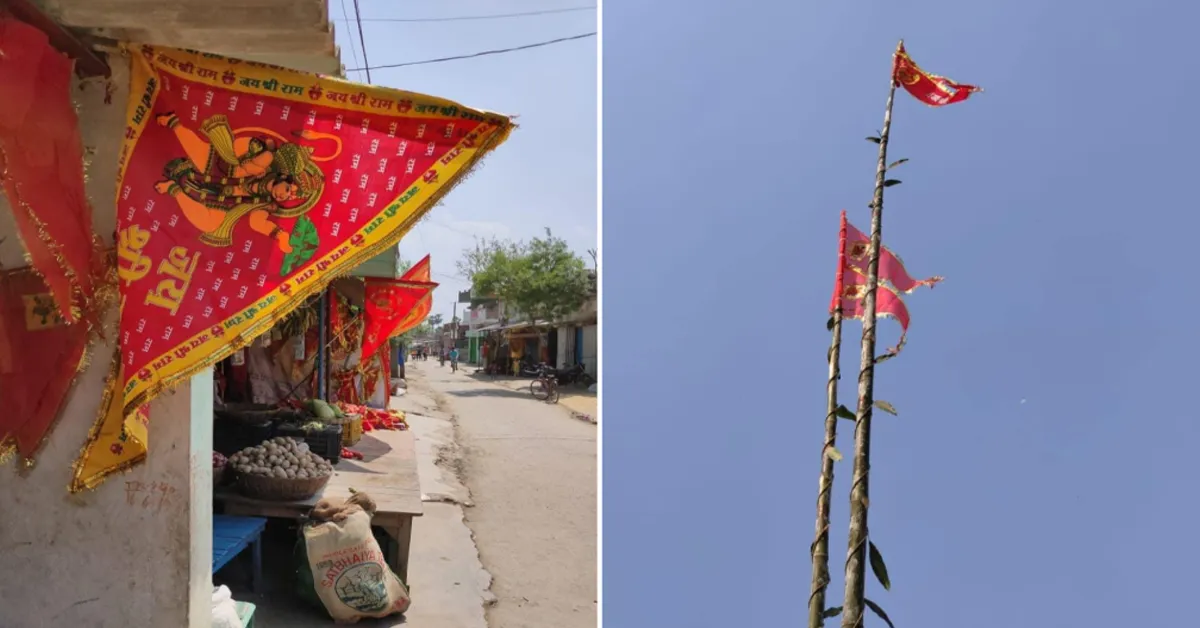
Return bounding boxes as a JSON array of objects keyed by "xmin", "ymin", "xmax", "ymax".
[{"xmin": 235, "ymin": 471, "xmax": 331, "ymax": 501}]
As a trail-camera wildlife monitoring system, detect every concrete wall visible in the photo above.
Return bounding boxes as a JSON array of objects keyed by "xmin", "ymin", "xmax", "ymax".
[
  {"xmin": 0, "ymin": 61, "xmax": 214, "ymax": 627},
  {"xmin": 581, "ymin": 325, "xmax": 598, "ymax": 377},
  {"xmin": 557, "ymin": 327, "xmax": 571, "ymax": 367}
]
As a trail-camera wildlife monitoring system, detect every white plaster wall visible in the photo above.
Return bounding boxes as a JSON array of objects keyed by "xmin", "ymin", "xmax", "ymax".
[
  {"xmin": 556, "ymin": 326, "xmax": 570, "ymax": 367},
  {"xmin": 0, "ymin": 59, "xmax": 213, "ymax": 627},
  {"xmin": 582, "ymin": 325, "xmax": 598, "ymax": 377}
]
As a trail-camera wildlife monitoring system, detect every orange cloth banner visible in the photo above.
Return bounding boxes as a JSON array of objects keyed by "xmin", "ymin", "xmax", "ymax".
[
  {"xmin": 70, "ymin": 45, "xmax": 513, "ymax": 491},
  {"xmin": 361, "ymin": 279, "xmax": 437, "ymax": 359},
  {"xmin": 388, "ymin": 255, "xmax": 436, "ymax": 339}
]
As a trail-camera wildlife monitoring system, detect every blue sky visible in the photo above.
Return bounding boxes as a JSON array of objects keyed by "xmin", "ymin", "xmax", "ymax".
[
  {"xmin": 604, "ymin": 0, "xmax": 1200, "ymax": 626},
  {"xmin": 335, "ymin": 1, "xmax": 598, "ymax": 321}
]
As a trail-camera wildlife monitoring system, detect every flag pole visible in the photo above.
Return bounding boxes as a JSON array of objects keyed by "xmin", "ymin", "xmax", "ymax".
[
  {"xmin": 808, "ymin": 308, "xmax": 843, "ymax": 627},
  {"xmin": 840, "ymin": 39, "xmax": 902, "ymax": 628},
  {"xmin": 809, "ymin": 211, "xmax": 849, "ymax": 628}
]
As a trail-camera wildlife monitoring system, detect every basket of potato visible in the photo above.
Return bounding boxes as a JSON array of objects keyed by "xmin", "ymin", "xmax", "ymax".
[{"xmin": 229, "ymin": 437, "xmax": 335, "ymax": 501}]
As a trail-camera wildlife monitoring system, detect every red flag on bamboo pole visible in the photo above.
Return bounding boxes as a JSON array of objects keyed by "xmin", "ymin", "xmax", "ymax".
[
  {"xmin": 70, "ymin": 45, "xmax": 513, "ymax": 491},
  {"xmin": 844, "ymin": 219, "xmax": 942, "ymax": 293},
  {"xmin": 830, "ymin": 211, "xmax": 940, "ymax": 358},
  {"xmin": 893, "ymin": 43, "xmax": 982, "ymax": 107},
  {"xmin": 838, "ymin": 267, "xmax": 911, "ymax": 358}
]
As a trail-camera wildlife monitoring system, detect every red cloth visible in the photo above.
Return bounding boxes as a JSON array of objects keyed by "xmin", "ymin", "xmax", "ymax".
[
  {"xmin": 386, "ymin": 255, "xmax": 434, "ymax": 339},
  {"xmin": 0, "ymin": 16, "xmax": 104, "ymax": 324},
  {"xmin": 361, "ymin": 279, "xmax": 436, "ymax": 358},
  {"xmin": 836, "ymin": 266, "xmax": 912, "ymax": 359},
  {"xmin": 0, "ymin": 270, "xmax": 89, "ymax": 459},
  {"xmin": 842, "ymin": 213, "xmax": 943, "ymax": 294},
  {"xmin": 893, "ymin": 43, "xmax": 982, "ymax": 107}
]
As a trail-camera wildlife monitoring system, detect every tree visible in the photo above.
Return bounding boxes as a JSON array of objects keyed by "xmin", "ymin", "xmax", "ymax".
[
  {"xmin": 428, "ymin": 313, "xmax": 444, "ymax": 328},
  {"xmin": 456, "ymin": 236, "xmax": 518, "ymax": 285},
  {"xmin": 397, "ymin": 256, "xmax": 413, "ymax": 276},
  {"xmin": 460, "ymin": 229, "xmax": 591, "ymax": 324}
]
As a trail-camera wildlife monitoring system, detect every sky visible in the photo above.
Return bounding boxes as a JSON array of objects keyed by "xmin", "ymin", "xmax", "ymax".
[
  {"xmin": 333, "ymin": 1, "xmax": 598, "ymax": 323},
  {"xmin": 603, "ymin": 0, "xmax": 1200, "ymax": 627}
]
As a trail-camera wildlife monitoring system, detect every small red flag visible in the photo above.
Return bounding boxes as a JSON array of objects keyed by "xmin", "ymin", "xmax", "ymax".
[
  {"xmin": 844, "ymin": 219, "xmax": 942, "ymax": 293},
  {"xmin": 401, "ymin": 255, "xmax": 432, "ymax": 282},
  {"xmin": 893, "ymin": 43, "xmax": 981, "ymax": 107},
  {"xmin": 361, "ymin": 279, "xmax": 438, "ymax": 358}
]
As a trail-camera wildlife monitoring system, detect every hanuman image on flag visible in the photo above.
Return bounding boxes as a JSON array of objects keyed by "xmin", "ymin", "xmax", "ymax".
[{"xmin": 152, "ymin": 112, "xmax": 341, "ymax": 253}]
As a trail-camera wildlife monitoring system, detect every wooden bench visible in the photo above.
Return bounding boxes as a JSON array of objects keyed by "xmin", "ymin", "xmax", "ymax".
[
  {"xmin": 212, "ymin": 514, "xmax": 267, "ymax": 593},
  {"xmin": 214, "ymin": 429, "xmax": 423, "ymax": 583}
]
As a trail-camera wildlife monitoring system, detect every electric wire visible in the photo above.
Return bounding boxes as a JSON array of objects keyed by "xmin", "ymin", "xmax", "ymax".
[
  {"xmin": 338, "ymin": 6, "xmax": 595, "ymax": 24},
  {"xmin": 345, "ymin": 32, "xmax": 596, "ymax": 71}
]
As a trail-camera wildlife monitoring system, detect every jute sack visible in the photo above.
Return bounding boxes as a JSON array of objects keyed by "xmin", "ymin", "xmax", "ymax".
[{"xmin": 303, "ymin": 507, "xmax": 411, "ymax": 622}]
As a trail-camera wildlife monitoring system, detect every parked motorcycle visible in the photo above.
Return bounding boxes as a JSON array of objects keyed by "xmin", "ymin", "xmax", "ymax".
[
  {"xmin": 517, "ymin": 361, "xmax": 543, "ymax": 378},
  {"xmin": 552, "ymin": 363, "xmax": 595, "ymax": 388}
]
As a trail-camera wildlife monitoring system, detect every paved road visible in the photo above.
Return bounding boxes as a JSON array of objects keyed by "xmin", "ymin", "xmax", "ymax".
[{"xmin": 407, "ymin": 360, "xmax": 597, "ymax": 628}]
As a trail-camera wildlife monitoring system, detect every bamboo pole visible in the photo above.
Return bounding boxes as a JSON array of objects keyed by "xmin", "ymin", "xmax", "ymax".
[
  {"xmin": 840, "ymin": 40, "xmax": 902, "ymax": 628},
  {"xmin": 808, "ymin": 306, "xmax": 843, "ymax": 628}
]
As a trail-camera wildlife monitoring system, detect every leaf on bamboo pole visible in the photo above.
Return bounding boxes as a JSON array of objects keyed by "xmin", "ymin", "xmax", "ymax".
[
  {"xmin": 824, "ymin": 446, "xmax": 843, "ymax": 462},
  {"xmin": 823, "ymin": 606, "xmax": 843, "ymax": 618},
  {"xmin": 864, "ymin": 599, "xmax": 896, "ymax": 628},
  {"xmin": 868, "ymin": 541, "xmax": 892, "ymax": 591},
  {"xmin": 835, "ymin": 405, "xmax": 856, "ymax": 421},
  {"xmin": 866, "ymin": 136, "xmax": 881, "ymax": 144},
  {"xmin": 887, "ymin": 158, "xmax": 909, "ymax": 169},
  {"xmin": 827, "ymin": 316, "xmax": 835, "ymax": 331},
  {"xmin": 883, "ymin": 179, "xmax": 902, "ymax": 187},
  {"xmin": 874, "ymin": 400, "xmax": 898, "ymax": 415}
]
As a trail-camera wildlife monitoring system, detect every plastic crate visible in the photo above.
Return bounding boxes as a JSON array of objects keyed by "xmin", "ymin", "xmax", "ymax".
[
  {"xmin": 276, "ymin": 423, "xmax": 342, "ymax": 464},
  {"xmin": 213, "ymin": 417, "xmax": 275, "ymax": 457}
]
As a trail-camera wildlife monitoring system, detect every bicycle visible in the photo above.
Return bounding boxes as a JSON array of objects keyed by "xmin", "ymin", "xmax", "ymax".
[{"xmin": 529, "ymin": 364, "xmax": 560, "ymax": 404}]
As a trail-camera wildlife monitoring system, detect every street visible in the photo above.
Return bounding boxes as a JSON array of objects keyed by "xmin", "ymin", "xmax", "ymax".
[{"xmin": 398, "ymin": 359, "xmax": 597, "ymax": 628}]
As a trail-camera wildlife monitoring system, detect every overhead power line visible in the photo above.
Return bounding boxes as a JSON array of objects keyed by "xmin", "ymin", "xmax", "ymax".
[
  {"xmin": 337, "ymin": 0, "xmax": 362, "ymax": 74},
  {"xmin": 351, "ymin": 0, "xmax": 372, "ymax": 83},
  {"xmin": 345, "ymin": 32, "xmax": 596, "ymax": 71},
  {"xmin": 336, "ymin": 6, "xmax": 596, "ymax": 24}
]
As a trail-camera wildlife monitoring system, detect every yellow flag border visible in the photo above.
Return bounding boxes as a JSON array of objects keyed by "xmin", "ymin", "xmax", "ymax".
[{"xmin": 69, "ymin": 45, "xmax": 515, "ymax": 492}]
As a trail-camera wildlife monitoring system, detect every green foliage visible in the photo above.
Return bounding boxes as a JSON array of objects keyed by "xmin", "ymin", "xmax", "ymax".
[
  {"xmin": 397, "ymin": 321, "xmax": 433, "ymax": 345},
  {"xmin": 883, "ymin": 179, "xmax": 902, "ymax": 187},
  {"xmin": 280, "ymin": 217, "xmax": 319, "ymax": 276},
  {"xmin": 864, "ymin": 599, "xmax": 895, "ymax": 628},
  {"xmin": 428, "ymin": 313, "xmax": 444, "ymax": 328},
  {"xmin": 823, "ymin": 607, "xmax": 843, "ymax": 619},
  {"xmin": 397, "ymin": 256, "xmax": 413, "ymax": 276},
  {"xmin": 459, "ymin": 229, "xmax": 592, "ymax": 324},
  {"xmin": 873, "ymin": 400, "xmax": 898, "ymax": 415},
  {"xmin": 824, "ymin": 446, "xmax": 843, "ymax": 462},
  {"xmin": 869, "ymin": 541, "xmax": 891, "ymax": 591},
  {"xmin": 834, "ymin": 405, "xmax": 856, "ymax": 421}
]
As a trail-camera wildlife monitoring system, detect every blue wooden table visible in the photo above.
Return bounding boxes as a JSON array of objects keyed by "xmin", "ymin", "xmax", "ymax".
[{"xmin": 213, "ymin": 514, "xmax": 267, "ymax": 593}]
